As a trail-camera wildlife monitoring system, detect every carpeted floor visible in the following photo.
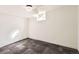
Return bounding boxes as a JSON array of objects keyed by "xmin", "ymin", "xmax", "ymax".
[{"xmin": 0, "ymin": 38, "xmax": 78, "ymax": 54}]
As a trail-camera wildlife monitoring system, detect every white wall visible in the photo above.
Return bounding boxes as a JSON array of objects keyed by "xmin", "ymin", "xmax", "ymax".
[
  {"xmin": 29, "ymin": 6, "xmax": 77, "ymax": 49},
  {"xmin": 77, "ymin": 6, "xmax": 79, "ymax": 51},
  {"xmin": 0, "ymin": 13, "xmax": 28, "ymax": 47}
]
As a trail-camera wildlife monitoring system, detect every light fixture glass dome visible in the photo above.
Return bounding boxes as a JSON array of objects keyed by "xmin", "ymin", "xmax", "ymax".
[{"xmin": 25, "ymin": 5, "xmax": 33, "ymax": 12}]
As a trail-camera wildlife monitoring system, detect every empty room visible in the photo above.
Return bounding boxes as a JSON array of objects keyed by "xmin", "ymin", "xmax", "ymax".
[{"xmin": 0, "ymin": 5, "xmax": 79, "ymax": 54}]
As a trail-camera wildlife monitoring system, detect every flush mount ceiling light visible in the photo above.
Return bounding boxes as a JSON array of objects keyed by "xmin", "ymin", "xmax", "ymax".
[
  {"xmin": 25, "ymin": 5, "xmax": 33, "ymax": 12},
  {"xmin": 26, "ymin": 5, "xmax": 32, "ymax": 7}
]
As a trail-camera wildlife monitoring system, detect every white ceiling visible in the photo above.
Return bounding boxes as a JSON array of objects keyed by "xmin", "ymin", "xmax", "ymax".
[{"xmin": 0, "ymin": 5, "xmax": 64, "ymax": 18}]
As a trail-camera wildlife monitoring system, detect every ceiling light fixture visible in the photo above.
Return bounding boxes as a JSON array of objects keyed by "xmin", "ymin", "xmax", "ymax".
[{"xmin": 26, "ymin": 5, "xmax": 33, "ymax": 12}]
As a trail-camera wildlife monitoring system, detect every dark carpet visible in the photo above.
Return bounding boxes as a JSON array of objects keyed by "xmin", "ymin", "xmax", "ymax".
[{"xmin": 0, "ymin": 38, "xmax": 78, "ymax": 54}]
